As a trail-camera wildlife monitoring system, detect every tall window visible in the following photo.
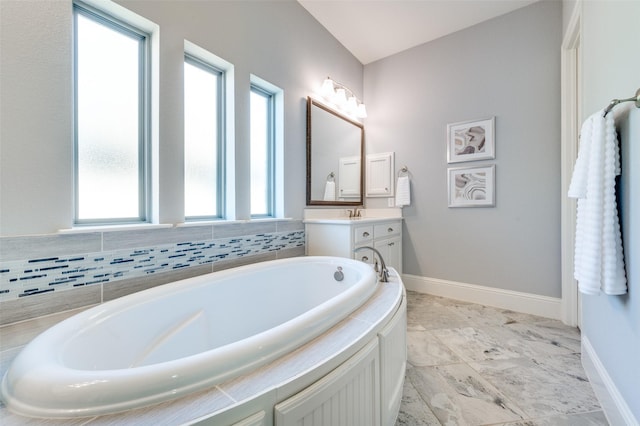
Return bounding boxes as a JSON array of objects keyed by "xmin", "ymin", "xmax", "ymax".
[
  {"xmin": 184, "ymin": 56, "xmax": 224, "ymax": 219},
  {"xmin": 73, "ymin": 3, "xmax": 149, "ymax": 224},
  {"xmin": 250, "ymin": 85, "xmax": 275, "ymax": 217}
]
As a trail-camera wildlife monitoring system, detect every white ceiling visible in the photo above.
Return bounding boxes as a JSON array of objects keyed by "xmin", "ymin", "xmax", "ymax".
[{"xmin": 297, "ymin": 0, "xmax": 539, "ymax": 64}]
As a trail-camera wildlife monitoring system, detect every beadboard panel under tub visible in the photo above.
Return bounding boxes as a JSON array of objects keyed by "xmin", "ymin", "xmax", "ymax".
[{"xmin": 0, "ymin": 221, "xmax": 305, "ymax": 326}]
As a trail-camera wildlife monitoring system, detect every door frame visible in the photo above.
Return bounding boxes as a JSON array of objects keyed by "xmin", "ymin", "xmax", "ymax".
[{"xmin": 560, "ymin": 2, "xmax": 582, "ymax": 327}]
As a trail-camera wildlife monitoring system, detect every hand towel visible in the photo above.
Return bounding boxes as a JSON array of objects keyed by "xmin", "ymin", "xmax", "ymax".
[
  {"xmin": 568, "ymin": 110, "xmax": 627, "ymax": 295},
  {"xmin": 395, "ymin": 176, "xmax": 411, "ymax": 207},
  {"xmin": 323, "ymin": 181, "xmax": 335, "ymax": 201}
]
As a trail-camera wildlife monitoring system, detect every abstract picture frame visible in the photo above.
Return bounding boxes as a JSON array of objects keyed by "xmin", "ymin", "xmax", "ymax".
[
  {"xmin": 447, "ymin": 117, "xmax": 495, "ymax": 163},
  {"xmin": 448, "ymin": 165, "xmax": 495, "ymax": 208}
]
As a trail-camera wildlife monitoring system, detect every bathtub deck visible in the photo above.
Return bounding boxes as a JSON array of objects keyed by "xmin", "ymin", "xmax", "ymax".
[{"xmin": 0, "ymin": 274, "xmax": 404, "ymax": 425}]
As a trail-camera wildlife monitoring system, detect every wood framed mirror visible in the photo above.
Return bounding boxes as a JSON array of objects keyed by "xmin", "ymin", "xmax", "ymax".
[{"xmin": 306, "ymin": 97, "xmax": 364, "ymax": 206}]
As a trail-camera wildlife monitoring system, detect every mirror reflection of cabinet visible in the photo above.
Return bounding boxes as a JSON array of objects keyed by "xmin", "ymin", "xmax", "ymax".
[
  {"xmin": 338, "ymin": 156, "xmax": 361, "ymax": 199},
  {"xmin": 307, "ymin": 97, "xmax": 364, "ymax": 206}
]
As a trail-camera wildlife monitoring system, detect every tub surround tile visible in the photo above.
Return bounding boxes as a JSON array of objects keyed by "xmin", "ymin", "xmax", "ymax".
[
  {"xmin": 0, "ymin": 233, "xmax": 102, "ymax": 262},
  {"xmin": 102, "ymin": 264, "xmax": 213, "ymax": 302},
  {"xmin": 0, "ymin": 227, "xmax": 305, "ymax": 323},
  {"xmin": 87, "ymin": 386, "xmax": 234, "ymax": 426},
  {"xmin": 212, "ymin": 251, "xmax": 277, "ymax": 272},
  {"xmin": 275, "ymin": 245, "xmax": 306, "ymax": 259},
  {"xmin": 102, "ymin": 226, "xmax": 213, "ymax": 251},
  {"xmin": 0, "ymin": 410, "xmax": 90, "ymax": 426},
  {"xmin": 0, "ymin": 306, "xmax": 89, "ymax": 351},
  {"xmin": 0, "ymin": 346, "xmax": 22, "ymax": 385},
  {"xmin": 0, "ymin": 286, "xmax": 100, "ymax": 326},
  {"xmin": 275, "ymin": 219, "xmax": 305, "ymax": 232},
  {"xmin": 212, "ymin": 221, "xmax": 277, "ymax": 238}
]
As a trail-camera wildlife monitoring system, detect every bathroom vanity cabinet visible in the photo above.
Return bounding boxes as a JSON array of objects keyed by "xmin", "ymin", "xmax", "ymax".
[{"xmin": 305, "ymin": 218, "xmax": 402, "ymax": 274}]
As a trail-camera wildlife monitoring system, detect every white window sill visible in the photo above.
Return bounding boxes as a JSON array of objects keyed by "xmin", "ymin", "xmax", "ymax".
[
  {"xmin": 176, "ymin": 217, "xmax": 295, "ymax": 227},
  {"xmin": 59, "ymin": 223, "xmax": 173, "ymax": 234},
  {"xmin": 59, "ymin": 218, "xmax": 297, "ymax": 233}
]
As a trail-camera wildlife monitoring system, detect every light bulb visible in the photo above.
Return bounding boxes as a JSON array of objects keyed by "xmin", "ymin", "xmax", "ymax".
[
  {"xmin": 321, "ymin": 78, "xmax": 334, "ymax": 100},
  {"xmin": 334, "ymin": 88, "xmax": 347, "ymax": 106},
  {"xmin": 356, "ymin": 103, "xmax": 367, "ymax": 118},
  {"xmin": 346, "ymin": 96, "xmax": 358, "ymax": 114}
]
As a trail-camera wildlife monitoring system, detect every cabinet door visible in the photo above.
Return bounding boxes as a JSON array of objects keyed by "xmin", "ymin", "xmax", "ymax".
[
  {"xmin": 374, "ymin": 236, "xmax": 402, "ymax": 274},
  {"xmin": 379, "ymin": 298, "xmax": 407, "ymax": 426},
  {"xmin": 274, "ymin": 339, "xmax": 380, "ymax": 426},
  {"xmin": 366, "ymin": 152, "xmax": 394, "ymax": 197}
]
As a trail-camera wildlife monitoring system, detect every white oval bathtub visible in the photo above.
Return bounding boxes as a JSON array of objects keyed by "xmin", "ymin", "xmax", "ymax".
[{"xmin": 0, "ymin": 256, "xmax": 378, "ymax": 419}]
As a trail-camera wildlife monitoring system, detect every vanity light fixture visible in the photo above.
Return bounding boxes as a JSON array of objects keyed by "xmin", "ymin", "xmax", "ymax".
[{"xmin": 320, "ymin": 77, "xmax": 367, "ymax": 118}]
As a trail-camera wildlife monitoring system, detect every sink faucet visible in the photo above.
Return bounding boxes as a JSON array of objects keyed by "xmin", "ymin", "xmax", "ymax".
[
  {"xmin": 348, "ymin": 207, "xmax": 363, "ymax": 218},
  {"xmin": 353, "ymin": 246, "xmax": 389, "ymax": 282}
]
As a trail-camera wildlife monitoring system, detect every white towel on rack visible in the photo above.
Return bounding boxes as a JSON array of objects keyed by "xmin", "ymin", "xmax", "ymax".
[
  {"xmin": 395, "ymin": 176, "xmax": 411, "ymax": 207},
  {"xmin": 568, "ymin": 110, "xmax": 627, "ymax": 295},
  {"xmin": 323, "ymin": 181, "xmax": 335, "ymax": 201}
]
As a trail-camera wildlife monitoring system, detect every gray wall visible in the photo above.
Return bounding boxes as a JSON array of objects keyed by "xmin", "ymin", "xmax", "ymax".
[
  {"xmin": 580, "ymin": 0, "xmax": 640, "ymax": 420},
  {"xmin": 364, "ymin": 1, "xmax": 562, "ymax": 297},
  {"xmin": 0, "ymin": 0, "xmax": 361, "ymax": 322},
  {"xmin": 0, "ymin": 0, "xmax": 363, "ymax": 236}
]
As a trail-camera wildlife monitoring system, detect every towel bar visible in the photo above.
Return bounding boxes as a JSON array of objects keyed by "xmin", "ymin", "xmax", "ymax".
[{"xmin": 603, "ymin": 88, "xmax": 640, "ymax": 116}]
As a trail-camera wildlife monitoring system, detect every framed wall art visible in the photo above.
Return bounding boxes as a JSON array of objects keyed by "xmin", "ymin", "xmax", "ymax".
[
  {"xmin": 448, "ymin": 165, "xmax": 495, "ymax": 207},
  {"xmin": 447, "ymin": 117, "xmax": 495, "ymax": 163}
]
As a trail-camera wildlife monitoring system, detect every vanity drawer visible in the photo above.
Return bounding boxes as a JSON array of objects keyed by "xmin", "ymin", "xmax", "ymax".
[
  {"xmin": 374, "ymin": 222, "xmax": 400, "ymax": 238},
  {"xmin": 354, "ymin": 225, "xmax": 374, "ymax": 245},
  {"xmin": 353, "ymin": 246, "xmax": 374, "ymax": 264}
]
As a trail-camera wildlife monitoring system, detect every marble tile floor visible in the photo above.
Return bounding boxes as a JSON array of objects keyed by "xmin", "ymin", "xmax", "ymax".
[{"xmin": 396, "ymin": 291, "xmax": 608, "ymax": 426}]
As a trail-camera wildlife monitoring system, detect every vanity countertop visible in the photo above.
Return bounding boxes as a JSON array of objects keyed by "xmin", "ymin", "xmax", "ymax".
[
  {"xmin": 303, "ymin": 208, "xmax": 402, "ymax": 224},
  {"xmin": 303, "ymin": 217, "xmax": 402, "ymax": 225}
]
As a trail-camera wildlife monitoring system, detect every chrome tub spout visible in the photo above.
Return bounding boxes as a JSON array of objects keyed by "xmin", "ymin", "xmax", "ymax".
[{"xmin": 353, "ymin": 246, "xmax": 389, "ymax": 282}]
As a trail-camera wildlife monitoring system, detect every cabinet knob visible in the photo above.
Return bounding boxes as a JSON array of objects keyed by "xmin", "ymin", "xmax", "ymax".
[
  {"xmin": 361, "ymin": 256, "xmax": 369, "ymax": 262},
  {"xmin": 362, "ymin": 231, "xmax": 370, "ymax": 237},
  {"xmin": 387, "ymin": 227, "xmax": 393, "ymax": 232},
  {"xmin": 388, "ymin": 242, "xmax": 395, "ymax": 247}
]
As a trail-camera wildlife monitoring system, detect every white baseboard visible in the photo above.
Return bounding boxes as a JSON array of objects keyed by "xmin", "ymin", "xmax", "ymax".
[
  {"xmin": 401, "ymin": 274, "xmax": 562, "ymax": 320},
  {"xmin": 582, "ymin": 336, "xmax": 639, "ymax": 426}
]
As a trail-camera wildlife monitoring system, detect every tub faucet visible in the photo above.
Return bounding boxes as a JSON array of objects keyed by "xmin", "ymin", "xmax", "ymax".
[{"xmin": 353, "ymin": 246, "xmax": 389, "ymax": 282}]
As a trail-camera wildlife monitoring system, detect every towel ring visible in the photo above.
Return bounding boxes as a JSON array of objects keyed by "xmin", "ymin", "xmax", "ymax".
[
  {"xmin": 398, "ymin": 166, "xmax": 409, "ymax": 177},
  {"xmin": 326, "ymin": 172, "xmax": 335, "ymax": 182}
]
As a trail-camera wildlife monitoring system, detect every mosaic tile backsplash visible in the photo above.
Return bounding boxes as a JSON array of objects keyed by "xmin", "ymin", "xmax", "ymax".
[{"xmin": 0, "ymin": 226, "xmax": 305, "ymax": 303}]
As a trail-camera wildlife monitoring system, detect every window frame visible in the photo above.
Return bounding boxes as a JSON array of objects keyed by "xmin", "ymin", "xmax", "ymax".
[
  {"xmin": 249, "ymin": 84, "xmax": 276, "ymax": 218},
  {"xmin": 183, "ymin": 54, "xmax": 226, "ymax": 221},
  {"xmin": 73, "ymin": 1, "xmax": 151, "ymax": 225}
]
